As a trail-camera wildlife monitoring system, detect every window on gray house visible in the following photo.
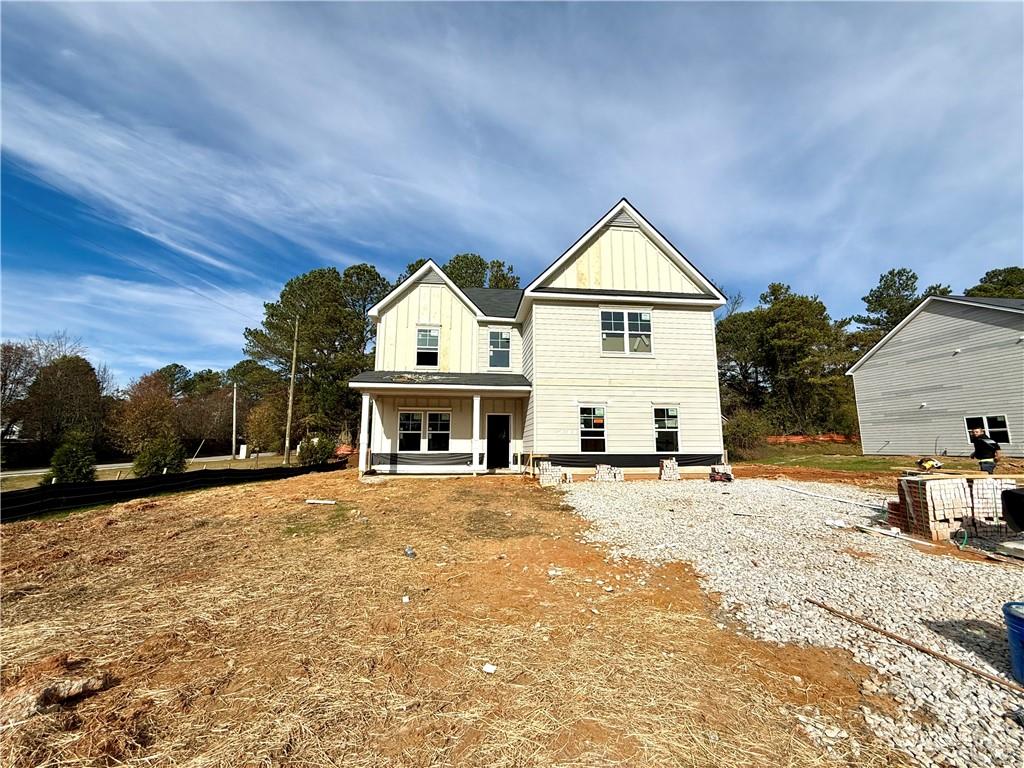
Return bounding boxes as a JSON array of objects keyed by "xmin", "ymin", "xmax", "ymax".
[{"xmin": 965, "ymin": 415, "xmax": 1011, "ymax": 443}]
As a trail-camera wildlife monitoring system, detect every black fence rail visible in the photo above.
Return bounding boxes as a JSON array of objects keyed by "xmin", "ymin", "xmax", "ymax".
[{"xmin": 1, "ymin": 459, "xmax": 348, "ymax": 522}]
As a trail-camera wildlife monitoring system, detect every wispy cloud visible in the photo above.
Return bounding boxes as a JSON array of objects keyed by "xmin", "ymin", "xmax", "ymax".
[{"xmin": 1, "ymin": 2, "xmax": 1020, "ymax": 377}]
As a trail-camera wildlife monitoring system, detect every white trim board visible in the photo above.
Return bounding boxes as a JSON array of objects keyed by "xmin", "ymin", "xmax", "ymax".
[{"xmin": 349, "ymin": 382, "xmax": 531, "ymax": 393}]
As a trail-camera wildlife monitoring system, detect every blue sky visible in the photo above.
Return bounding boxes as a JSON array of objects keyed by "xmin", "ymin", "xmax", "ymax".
[{"xmin": 2, "ymin": 2, "xmax": 1021, "ymax": 383}]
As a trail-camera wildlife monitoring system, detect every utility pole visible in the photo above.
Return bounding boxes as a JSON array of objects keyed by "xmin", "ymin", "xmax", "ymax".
[
  {"xmin": 231, "ymin": 383, "xmax": 238, "ymax": 459},
  {"xmin": 283, "ymin": 315, "xmax": 299, "ymax": 465}
]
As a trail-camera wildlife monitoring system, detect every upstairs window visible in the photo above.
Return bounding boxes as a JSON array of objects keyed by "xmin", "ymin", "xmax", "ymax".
[
  {"xmin": 427, "ymin": 412, "xmax": 451, "ymax": 451},
  {"xmin": 398, "ymin": 412, "xmax": 422, "ymax": 451},
  {"xmin": 654, "ymin": 407, "xmax": 679, "ymax": 452},
  {"xmin": 601, "ymin": 310, "xmax": 652, "ymax": 354},
  {"xmin": 580, "ymin": 406, "xmax": 606, "ymax": 452},
  {"xmin": 416, "ymin": 327, "xmax": 439, "ymax": 367},
  {"xmin": 965, "ymin": 415, "xmax": 1011, "ymax": 444},
  {"xmin": 489, "ymin": 330, "xmax": 511, "ymax": 368}
]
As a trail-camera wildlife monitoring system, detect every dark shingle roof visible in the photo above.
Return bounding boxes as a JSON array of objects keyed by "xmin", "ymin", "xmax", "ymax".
[
  {"xmin": 462, "ymin": 288, "xmax": 523, "ymax": 318},
  {"xmin": 942, "ymin": 295, "xmax": 1024, "ymax": 311},
  {"xmin": 349, "ymin": 371, "xmax": 531, "ymax": 388}
]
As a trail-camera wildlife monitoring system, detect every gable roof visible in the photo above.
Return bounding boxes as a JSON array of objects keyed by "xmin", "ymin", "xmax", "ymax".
[
  {"xmin": 846, "ymin": 294, "xmax": 1024, "ymax": 375},
  {"xmin": 462, "ymin": 288, "xmax": 523, "ymax": 318},
  {"xmin": 523, "ymin": 198, "xmax": 726, "ymax": 303},
  {"xmin": 368, "ymin": 259, "xmax": 482, "ymax": 321}
]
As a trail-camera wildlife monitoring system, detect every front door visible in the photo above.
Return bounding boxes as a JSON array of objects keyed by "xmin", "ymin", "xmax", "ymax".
[{"xmin": 486, "ymin": 414, "xmax": 511, "ymax": 469}]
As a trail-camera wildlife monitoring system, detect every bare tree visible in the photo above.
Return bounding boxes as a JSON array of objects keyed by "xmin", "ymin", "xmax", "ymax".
[
  {"xmin": 29, "ymin": 330, "xmax": 86, "ymax": 367},
  {"xmin": 1, "ymin": 341, "xmax": 38, "ymax": 438}
]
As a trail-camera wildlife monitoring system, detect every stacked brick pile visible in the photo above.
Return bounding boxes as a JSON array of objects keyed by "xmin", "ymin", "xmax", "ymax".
[
  {"xmin": 659, "ymin": 458, "xmax": 680, "ymax": 481},
  {"xmin": 891, "ymin": 477, "xmax": 1018, "ymax": 541},
  {"xmin": 537, "ymin": 461, "xmax": 562, "ymax": 487},
  {"xmin": 592, "ymin": 464, "xmax": 624, "ymax": 482}
]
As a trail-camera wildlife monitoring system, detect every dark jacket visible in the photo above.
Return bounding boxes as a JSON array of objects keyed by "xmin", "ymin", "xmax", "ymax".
[{"xmin": 971, "ymin": 435, "xmax": 1000, "ymax": 460}]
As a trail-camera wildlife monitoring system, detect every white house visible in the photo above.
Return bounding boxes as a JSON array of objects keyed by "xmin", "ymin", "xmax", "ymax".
[
  {"xmin": 847, "ymin": 295, "xmax": 1024, "ymax": 458},
  {"xmin": 349, "ymin": 199, "xmax": 727, "ymax": 474}
]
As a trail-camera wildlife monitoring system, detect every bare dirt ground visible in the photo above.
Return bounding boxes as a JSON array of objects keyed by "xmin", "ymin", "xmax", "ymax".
[
  {"xmin": 1, "ymin": 471, "xmax": 907, "ymax": 767},
  {"xmin": 733, "ymin": 463, "xmax": 896, "ymax": 490}
]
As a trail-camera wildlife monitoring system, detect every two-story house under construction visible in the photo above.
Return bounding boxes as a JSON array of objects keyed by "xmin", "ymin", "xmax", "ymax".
[{"xmin": 349, "ymin": 199, "xmax": 727, "ymax": 475}]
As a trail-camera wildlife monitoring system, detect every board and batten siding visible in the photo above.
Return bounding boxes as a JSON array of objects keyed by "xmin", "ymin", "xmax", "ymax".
[
  {"xmin": 369, "ymin": 395, "xmax": 524, "ymax": 463},
  {"xmin": 851, "ymin": 301, "xmax": 1024, "ymax": 458},
  {"xmin": 529, "ymin": 300, "xmax": 724, "ymax": 456},
  {"xmin": 375, "ymin": 281, "xmax": 477, "ymax": 373},
  {"xmin": 475, "ymin": 324, "xmax": 523, "ymax": 373},
  {"xmin": 543, "ymin": 226, "xmax": 702, "ymax": 294}
]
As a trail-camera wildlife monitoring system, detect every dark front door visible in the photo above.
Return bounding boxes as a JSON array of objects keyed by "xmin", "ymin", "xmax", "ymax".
[{"xmin": 486, "ymin": 414, "xmax": 511, "ymax": 469}]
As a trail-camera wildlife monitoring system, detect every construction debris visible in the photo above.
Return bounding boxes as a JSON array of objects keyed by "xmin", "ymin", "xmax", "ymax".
[
  {"xmin": 403, "ymin": 545, "xmax": 416, "ymax": 558},
  {"xmin": 305, "ymin": 499, "xmax": 336, "ymax": 505},
  {"xmin": 709, "ymin": 465, "xmax": 734, "ymax": 482},
  {"xmin": 481, "ymin": 662, "xmax": 497, "ymax": 675},
  {"xmin": 1, "ymin": 672, "xmax": 112, "ymax": 725}
]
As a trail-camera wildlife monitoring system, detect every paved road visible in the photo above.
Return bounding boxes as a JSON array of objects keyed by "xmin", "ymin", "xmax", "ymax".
[{"xmin": 1, "ymin": 454, "xmax": 245, "ymax": 478}]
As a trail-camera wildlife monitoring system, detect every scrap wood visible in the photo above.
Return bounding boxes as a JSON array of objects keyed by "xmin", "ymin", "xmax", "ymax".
[
  {"xmin": 305, "ymin": 499, "xmax": 336, "ymax": 505},
  {"xmin": 805, "ymin": 598, "xmax": 1024, "ymax": 698},
  {"xmin": 854, "ymin": 524, "xmax": 937, "ymax": 547}
]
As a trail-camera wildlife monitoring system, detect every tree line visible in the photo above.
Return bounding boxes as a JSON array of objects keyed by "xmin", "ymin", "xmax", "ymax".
[
  {"xmin": 0, "ymin": 253, "xmax": 520, "ymax": 481},
  {"xmin": 718, "ymin": 266, "xmax": 1023, "ymax": 457}
]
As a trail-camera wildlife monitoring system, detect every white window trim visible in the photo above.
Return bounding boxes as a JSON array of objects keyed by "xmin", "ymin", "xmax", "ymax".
[
  {"xmin": 964, "ymin": 415, "xmax": 1011, "ymax": 443},
  {"xmin": 653, "ymin": 404, "xmax": 681, "ymax": 453},
  {"xmin": 599, "ymin": 306, "xmax": 654, "ymax": 358},
  {"xmin": 487, "ymin": 327, "xmax": 512, "ymax": 370},
  {"xmin": 579, "ymin": 404, "xmax": 607, "ymax": 454},
  {"xmin": 397, "ymin": 408, "xmax": 453, "ymax": 453},
  {"xmin": 415, "ymin": 325, "xmax": 440, "ymax": 369}
]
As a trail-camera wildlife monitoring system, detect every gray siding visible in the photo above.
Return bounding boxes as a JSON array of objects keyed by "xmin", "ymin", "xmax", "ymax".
[{"xmin": 852, "ymin": 302, "xmax": 1024, "ymax": 457}]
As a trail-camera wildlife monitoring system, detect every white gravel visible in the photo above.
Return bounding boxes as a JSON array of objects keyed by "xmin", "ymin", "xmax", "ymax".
[{"xmin": 562, "ymin": 478, "xmax": 1024, "ymax": 768}]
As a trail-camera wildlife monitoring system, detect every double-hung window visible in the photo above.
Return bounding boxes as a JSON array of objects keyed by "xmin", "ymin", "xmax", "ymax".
[
  {"xmin": 580, "ymin": 406, "xmax": 606, "ymax": 453},
  {"xmin": 654, "ymin": 407, "xmax": 679, "ymax": 452},
  {"xmin": 427, "ymin": 412, "xmax": 451, "ymax": 451},
  {"xmin": 965, "ymin": 415, "xmax": 1011, "ymax": 443},
  {"xmin": 416, "ymin": 327, "xmax": 439, "ymax": 367},
  {"xmin": 398, "ymin": 412, "xmax": 423, "ymax": 451},
  {"xmin": 398, "ymin": 411, "xmax": 450, "ymax": 451},
  {"xmin": 600, "ymin": 310, "xmax": 652, "ymax": 354},
  {"xmin": 489, "ymin": 330, "xmax": 511, "ymax": 368}
]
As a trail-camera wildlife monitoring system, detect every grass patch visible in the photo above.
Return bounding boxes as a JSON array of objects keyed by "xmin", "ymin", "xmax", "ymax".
[{"xmin": 736, "ymin": 443, "xmax": 980, "ymax": 472}]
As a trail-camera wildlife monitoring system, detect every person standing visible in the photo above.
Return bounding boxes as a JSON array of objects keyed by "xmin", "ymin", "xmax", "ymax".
[{"xmin": 970, "ymin": 427, "xmax": 1001, "ymax": 474}]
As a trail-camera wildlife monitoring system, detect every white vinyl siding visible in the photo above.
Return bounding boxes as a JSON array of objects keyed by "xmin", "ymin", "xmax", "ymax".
[
  {"xmin": 529, "ymin": 300, "xmax": 723, "ymax": 457},
  {"xmin": 851, "ymin": 301, "xmax": 1024, "ymax": 457},
  {"xmin": 542, "ymin": 226, "xmax": 702, "ymax": 294}
]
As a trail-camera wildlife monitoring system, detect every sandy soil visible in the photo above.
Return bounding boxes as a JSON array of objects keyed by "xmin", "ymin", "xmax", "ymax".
[{"xmin": 1, "ymin": 470, "xmax": 907, "ymax": 767}]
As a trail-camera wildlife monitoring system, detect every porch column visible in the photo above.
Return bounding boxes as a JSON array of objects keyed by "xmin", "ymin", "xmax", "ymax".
[
  {"xmin": 472, "ymin": 394, "xmax": 481, "ymax": 472},
  {"xmin": 358, "ymin": 392, "xmax": 370, "ymax": 475}
]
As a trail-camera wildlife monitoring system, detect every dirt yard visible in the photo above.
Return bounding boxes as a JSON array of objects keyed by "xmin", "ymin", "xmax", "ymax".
[{"xmin": 1, "ymin": 471, "xmax": 907, "ymax": 767}]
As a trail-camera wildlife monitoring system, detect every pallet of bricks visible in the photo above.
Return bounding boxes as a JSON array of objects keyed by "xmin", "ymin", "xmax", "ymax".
[
  {"xmin": 592, "ymin": 464, "xmax": 624, "ymax": 482},
  {"xmin": 892, "ymin": 476, "xmax": 1017, "ymax": 542}
]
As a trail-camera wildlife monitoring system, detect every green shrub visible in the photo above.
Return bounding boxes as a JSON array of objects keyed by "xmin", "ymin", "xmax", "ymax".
[
  {"xmin": 133, "ymin": 436, "xmax": 188, "ymax": 478},
  {"xmin": 723, "ymin": 410, "xmax": 773, "ymax": 461},
  {"xmin": 297, "ymin": 434, "xmax": 337, "ymax": 466},
  {"xmin": 40, "ymin": 431, "xmax": 96, "ymax": 485}
]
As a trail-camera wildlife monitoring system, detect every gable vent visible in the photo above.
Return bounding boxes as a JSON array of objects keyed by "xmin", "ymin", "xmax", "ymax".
[
  {"xmin": 418, "ymin": 269, "xmax": 445, "ymax": 285},
  {"xmin": 608, "ymin": 209, "xmax": 639, "ymax": 228}
]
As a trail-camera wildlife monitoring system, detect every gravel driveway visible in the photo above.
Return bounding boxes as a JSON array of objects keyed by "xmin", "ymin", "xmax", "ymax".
[{"xmin": 563, "ymin": 478, "xmax": 1023, "ymax": 768}]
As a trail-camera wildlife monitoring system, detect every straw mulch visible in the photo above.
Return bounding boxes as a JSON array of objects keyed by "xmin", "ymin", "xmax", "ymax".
[{"xmin": 1, "ymin": 471, "xmax": 906, "ymax": 766}]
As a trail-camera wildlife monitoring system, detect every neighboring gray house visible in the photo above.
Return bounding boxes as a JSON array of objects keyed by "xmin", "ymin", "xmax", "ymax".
[
  {"xmin": 348, "ymin": 199, "xmax": 727, "ymax": 474},
  {"xmin": 847, "ymin": 295, "xmax": 1024, "ymax": 458}
]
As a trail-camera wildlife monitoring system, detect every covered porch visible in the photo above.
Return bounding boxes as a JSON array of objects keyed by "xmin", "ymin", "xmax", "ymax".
[{"xmin": 349, "ymin": 372, "xmax": 531, "ymax": 474}]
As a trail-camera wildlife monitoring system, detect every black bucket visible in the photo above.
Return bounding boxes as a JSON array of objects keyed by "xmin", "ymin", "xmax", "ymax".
[{"xmin": 1003, "ymin": 488, "xmax": 1024, "ymax": 533}]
